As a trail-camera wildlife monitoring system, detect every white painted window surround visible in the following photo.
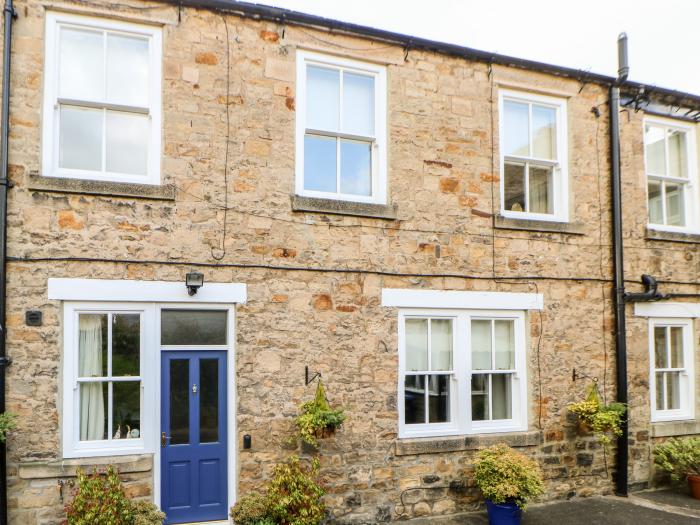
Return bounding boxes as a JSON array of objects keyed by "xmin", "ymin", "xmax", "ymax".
[
  {"xmin": 498, "ymin": 90, "xmax": 569, "ymax": 223},
  {"xmin": 42, "ymin": 12, "xmax": 162, "ymax": 185},
  {"xmin": 382, "ymin": 289, "xmax": 542, "ymax": 439},
  {"xmin": 52, "ymin": 279, "xmax": 246, "ymax": 459},
  {"xmin": 295, "ymin": 50, "xmax": 388, "ymax": 205}
]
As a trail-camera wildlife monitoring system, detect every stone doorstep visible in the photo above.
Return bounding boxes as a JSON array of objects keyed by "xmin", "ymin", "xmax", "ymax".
[{"xmin": 17, "ymin": 454, "xmax": 153, "ymax": 480}]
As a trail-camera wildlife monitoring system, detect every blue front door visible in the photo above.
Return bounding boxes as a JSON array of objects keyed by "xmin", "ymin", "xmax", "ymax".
[{"xmin": 161, "ymin": 352, "xmax": 228, "ymax": 524}]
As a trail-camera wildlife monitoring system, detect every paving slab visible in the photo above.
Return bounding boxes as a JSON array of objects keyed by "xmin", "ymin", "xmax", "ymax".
[{"xmin": 632, "ymin": 487, "xmax": 700, "ymax": 517}]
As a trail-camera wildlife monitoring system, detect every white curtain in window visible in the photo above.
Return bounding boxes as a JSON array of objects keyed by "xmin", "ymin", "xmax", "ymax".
[{"xmin": 79, "ymin": 316, "xmax": 104, "ymax": 441}]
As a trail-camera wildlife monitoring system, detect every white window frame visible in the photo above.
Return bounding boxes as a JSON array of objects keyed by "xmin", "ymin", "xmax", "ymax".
[
  {"xmin": 498, "ymin": 90, "xmax": 569, "ymax": 223},
  {"xmin": 397, "ymin": 308, "xmax": 528, "ymax": 439},
  {"xmin": 643, "ymin": 116, "xmax": 699, "ymax": 233},
  {"xmin": 295, "ymin": 50, "xmax": 387, "ymax": 204},
  {"xmin": 649, "ymin": 318, "xmax": 695, "ymax": 423},
  {"xmin": 42, "ymin": 11, "xmax": 162, "ymax": 185}
]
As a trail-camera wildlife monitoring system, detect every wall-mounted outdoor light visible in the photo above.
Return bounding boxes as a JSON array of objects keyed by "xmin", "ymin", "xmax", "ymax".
[{"xmin": 185, "ymin": 271, "xmax": 204, "ymax": 296}]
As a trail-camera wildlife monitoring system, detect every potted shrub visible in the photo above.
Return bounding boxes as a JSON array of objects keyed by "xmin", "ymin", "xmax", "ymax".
[
  {"xmin": 474, "ymin": 444, "xmax": 544, "ymax": 525},
  {"xmin": 568, "ymin": 383, "xmax": 626, "ymax": 445},
  {"xmin": 654, "ymin": 437, "xmax": 700, "ymax": 499},
  {"xmin": 293, "ymin": 380, "xmax": 346, "ymax": 447}
]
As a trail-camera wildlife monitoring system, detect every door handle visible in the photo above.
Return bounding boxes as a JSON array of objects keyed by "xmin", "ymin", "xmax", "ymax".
[{"xmin": 161, "ymin": 432, "xmax": 170, "ymax": 447}]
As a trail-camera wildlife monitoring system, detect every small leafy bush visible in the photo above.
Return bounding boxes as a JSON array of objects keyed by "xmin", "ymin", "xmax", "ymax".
[
  {"xmin": 0, "ymin": 412, "xmax": 17, "ymax": 443},
  {"xmin": 231, "ymin": 456, "xmax": 325, "ymax": 525},
  {"xmin": 474, "ymin": 444, "xmax": 544, "ymax": 509},
  {"xmin": 132, "ymin": 500, "xmax": 165, "ymax": 525},
  {"xmin": 293, "ymin": 381, "xmax": 346, "ymax": 447},
  {"xmin": 65, "ymin": 466, "xmax": 133, "ymax": 525},
  {"xmin": 654, "ymin": 437, "xmax": 700, "ymax": 482},
  {"xmin": 568, "ymin": 383, "xmax": 626, "ymax": 445}
]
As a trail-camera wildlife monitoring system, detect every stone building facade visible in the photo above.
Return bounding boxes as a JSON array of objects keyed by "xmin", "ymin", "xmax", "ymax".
[{"xmin": 2, "ymin": 1, "xmax": 700, "ymax": 523}]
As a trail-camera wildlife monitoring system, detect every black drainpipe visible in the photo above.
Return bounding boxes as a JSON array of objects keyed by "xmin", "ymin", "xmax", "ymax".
[
  {"xmin": 610, "ymin": 32, "xmax": 629, "ymax": 497},
  {"xmin": 0, "ymin": 1, "xmax": 14, "ymax": 524}
]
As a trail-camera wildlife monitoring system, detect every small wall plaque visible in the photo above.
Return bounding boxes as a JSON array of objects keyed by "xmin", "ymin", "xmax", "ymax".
[{"xmin": 25, "ymin": 310, "xmax": 42, "ymax": 326}]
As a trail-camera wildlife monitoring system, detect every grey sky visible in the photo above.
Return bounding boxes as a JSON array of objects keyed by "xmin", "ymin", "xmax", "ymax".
[{"xmin": 255, "ymin": 0, "xmax": 699, "ymax": 95}]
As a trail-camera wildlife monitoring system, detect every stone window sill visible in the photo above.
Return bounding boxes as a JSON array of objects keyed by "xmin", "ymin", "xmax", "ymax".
[
  {"xmin": 646, "ymin": 228, "xmax": 700, "ymax": 244},
  {"xmin": 651, "ymin": 420, "xmax": 700, "ymax": 438},
  {"xmin": 26, "ymin": 174, "xmax": 176, "ymax": 201},
  {"xmin": 394, "ymin": 430, "xmax": 541, "ymax": 456},
  {"xmin": 290, "ymin": 194, "xmax": 398, "ymax": 220},
  {"xmin": 18, "ymin": 453, "xmax": 152, "ymax": 479},
  {"xmin": 495, "ymin": 215, "xmax": 585, "ymax": 235}
]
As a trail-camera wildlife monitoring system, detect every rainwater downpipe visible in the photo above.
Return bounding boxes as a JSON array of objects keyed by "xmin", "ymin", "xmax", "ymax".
[
  {"xmin": 611, "ymin": 32, "xmax": 629, "ymax": 497},
  {"xmin": 0, "ymin": 1, "xmax": 14, "ymax": 524}
]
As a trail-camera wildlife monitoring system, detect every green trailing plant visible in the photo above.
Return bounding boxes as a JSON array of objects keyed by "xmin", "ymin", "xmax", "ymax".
[
  {"xmin": 0, "ymin": 412, "xmax": 17, "ymax": 443},
  {"xmin": 473, "ymin": 443, "xmax": 544, "ymax": 510},
  {"xmin": 568, "ymin": 382, "xmax": 626, "ymax": 445},
  {"xmin": 293, "ymin": 380, "xmax": 346, "ymax": 447},
  {"xmin": 654, "ymin": 437, "xmax": 700, "ymax": 482},
  {"xmin": 230, "ymin": 457, "xmax": 325, "ymax": 525},
  {"xmin": 65, "ymin": 466, "xmax": 134, "ymax": 525}
]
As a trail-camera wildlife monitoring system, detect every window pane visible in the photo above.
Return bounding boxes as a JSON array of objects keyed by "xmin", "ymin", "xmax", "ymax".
[
  {"xmin": 170, "ymin": 360, "xmax": 190, "ymax": 445},
  {"xmin": 529, "ymin": 165, "xmax": 553, "ymax": 214},
  {"xmin": 648, "ymin": 180, "xmax": 663, "ymax": 224},
  {"xmin": 405, "ymin": 319, "xmax": 428, "ymax": 371},
  {"xmin": 655, "ymin": 372, "xmax": 664, "ymax": 410},
  {"xmin": 654, "ymin": 326, "xmax": 668, "ymax": 368},
  {"xmin": 404, "ymin": 375, "xmax": 425, "ymax": 424},
  {"xmin": 471, "ymin": 320, "xmax": 492, "ymax": 370},
  {"xmin": 428, "ymin": 375, "xmax": 450, "ymax": 423},
  {"xmin": 106, "ymin": 111, "xmax": 149, "ymax": 176},
  {"xmin": 667, "ymin": 372, "xmax": 680, "ymax": 410},
  {"xmin": 645, "ymin": 125, "xmax": 666, "ymax": 176},
  {"xmin": 59, "ymin": 106, "xmax": 103, "ymax": 171},
  {"xmin": 471, "ymin": 374, "xmax": 489, "ymax": 421},
  {"xmin": 532, "ymin": 105, "xmax": 556, "ymax": 160},
  {"xmin": 431, "ymin": 319, "xmax": 453, "ymax": 371},
  {"xmin": 199, "ymin": 359, "xmax": 219, "ymax": 443},
  {"xmin": 306, "ymin": 66, "xmax": 339, "ymax": 131},
  {"xmin": 79, "ymin": 314, "xmax": 108, "ymax": 377},
  {"xmin": 668, "ymin": 130, "xmax": 687, "ymax": 179},
  {"xmin": 503, "ymin": 101, "xmax": 529, "ymax": 156},
  {"xmin": 59, "ymin": 27, "xmax": 104, "ymax": 101},
  {"xmin": 107, "ymin": 34, "xmax": 149, "ymax": 107},
  {"xmin": 79, "ymin": 382, "xmax": 107, "ymax": 441},
  {"xmin": 492, "ymin": 374, "xmax": 512, "ymax": 419},
  {"xmin": 494, "ymin": 320, "xmax": 515, "ymax": 369},
  {"xmin": 339, "ymin": 140, "xmax": 371, "ymax": 196},
  {"xmin": 304, "ymin": 134, "xmax": 337, "ymax": 193},
  {"xmin": 112, "ymin": 314, "xmax": 140, "ymax": 377},
  {"xmin": 161, "ymin": 310, "xmax": 227, "ymax": 346},
  {"xmin": 342, "ymin": 72, "xmax": 374, "ymax": 136},
  {"xmin": 112, "ymin": 381, "xmax": 141, "ymax": 439},
  {"xmin": 665, "ymin": 182, "xmax": 685, "ymax": 226},
  {"xmin": 670, "ymin": 327, "xmax": 684, "ymax": 368},
  {"xmin": 504, "ymin": 162, "xmax": 526, "ymax": 212}
]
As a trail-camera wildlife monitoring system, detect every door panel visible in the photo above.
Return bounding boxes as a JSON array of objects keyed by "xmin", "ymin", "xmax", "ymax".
[{"xmin": 161, "ymin": 352, "xmax": 227, "ymax": 524}]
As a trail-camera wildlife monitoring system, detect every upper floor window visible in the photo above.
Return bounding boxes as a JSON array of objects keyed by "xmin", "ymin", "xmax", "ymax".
[
  {"xmin": 645, "ymin": 118, "xmax": 698, "ymax": 231},
  {"xmin": 42, "ymin": 12, "xmax": 162, "ymax": 185},
  {"xmin": 499, "ymin": 91, "xmax": 568, "ymax": 222},
  {"xmin": 649, "ymin": 319, "xmax": 695, "ymax": 422},
  {"xmin": 295, "ymin": 51, "xmax": 387, "ymax": 204}
]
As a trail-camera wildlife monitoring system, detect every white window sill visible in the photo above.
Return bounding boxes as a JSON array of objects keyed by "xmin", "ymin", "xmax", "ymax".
[
  {"xmin": 394, "ymin": 429, "xmax": 541, "ymax": 456},
  {"xmin": 63, "ymin": 440, "xmax": 150, "ymax": 460},
  {"xmin": 500, "ymin": 210, "xmax": 568, "ymax": 224},
  {"xmin": 495, "ymin": 214, "xmax": 585, "ymax": 235}
]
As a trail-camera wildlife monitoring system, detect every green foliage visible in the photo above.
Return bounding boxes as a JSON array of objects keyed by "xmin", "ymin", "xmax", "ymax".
[
  {"xmin": 65, "ymin": 466, "xmax": 134, "ymax": 525},
  {"xmin": 293, "ymin": 381, "xmax": 346, "ymax": 447},
  {"xmin": 0, "ymin": 412, "xmax": 17, "ymax": 443},
  {"xmin": 568, "ymin": 383, "xmax": 626, "ymax": 445},
  {"xmin": 473, "ymin": 444, "xmax": 544, "ymax": 509},
  {"xmin": 131, "ymin": 501, "xmax": 165, "ymax": 525},
  {"xmin": 654, "ymin": 437, "xmax": 700, "ymax": 482},
  {"xmin": 230, "ymin": 457, "xmax": 325, "ymax": 525}
]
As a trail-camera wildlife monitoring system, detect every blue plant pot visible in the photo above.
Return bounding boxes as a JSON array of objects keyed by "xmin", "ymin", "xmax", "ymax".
[{"xmin": 485, "ymin": 499, "xmax": 522, "ymax": 525}]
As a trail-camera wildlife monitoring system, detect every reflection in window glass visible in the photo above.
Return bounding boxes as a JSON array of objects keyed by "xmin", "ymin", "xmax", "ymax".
[
  {"xmin": 79, "ymin": 314, "xmax": 107, "ymax": 377},
  {"xmin": 665, "ymin": 183, "xmax": 685, "ymax": 226},
  {"xmin": 503, "ymin": 101, "xmax": 529, "ymax": 156},
  {"xmin": 648, "ymin": 181, "xmax": 663, "ymax": 224},
  {"xmin": 106, "ymin": 34, "xmax": 149, "ymax": 107},
  {"xmin": 404, "ymin": 375, "xmax": 425, "ymax": 424},
  {"xmin": 304, "ymin": 135, "xmax": 337, "ymax": 193},
  {"xmin": 80, "ymin": 382, "xmax": 108, "ymax": 441},
  {"xmin": 59, "ymin": 27, "xmax": 104, "ymax": 101},
  {"xmin": 106, "ymin": 112, "xmax": 149, "ymax": 176},
  {"xmin": 112, "ymin": 314, "xmax": 140, "ymax": 376},
  {"xmin": 529, "ymin": 165, "xmax": 553, "ymax": 214},
  {"xmin": 306, "ymin": 66, "xmax": 339, "ymax": 131},
  {"xmin": 405, "ymin": 319, "xmax": 428, "ymax": 371},
  {"xmin": 431, "ymin": 319, "xmax": 453, "ymax": 371},
  {"xmin": 339, "ymin": 140, "xmax": 371, "ymax": 196},
  {"xmin": 343, "ymin": 72, "xmax": 374, "ymax": 136},
  {"xmin": 161, "ymin": 310, "xmax": 227, "ymax": 346},
  {"xmin": 471, "ymin": 320, "xmax": 491, "ymax": 370},
  {"xmin": 427, "ymin": 375, "xmax": 450, "ymax": 423},
  {"xmin": 112, "ymin": 381, "xmax": 140, "ymax": 439},
  {"xmin": 170, "ymin": 360, "xmax": 190, "ymax": 445},
  {"xmin": 532, "ymin": 105, "xmax": 556, "ymax": 160},
  {"xmin": 59, "ymin": 106, "xmax": 103, "ymax": 171},
  {"xmin": 504, "ymin": 162, "xmax": 526, "ymax": 212},
  {"xmin": 645, "ymin": 125, "xmax": 666, "ymax": 175},
  {"xmin": 199, "ymin": 359, "xmax": 220, "ymax": 443}
]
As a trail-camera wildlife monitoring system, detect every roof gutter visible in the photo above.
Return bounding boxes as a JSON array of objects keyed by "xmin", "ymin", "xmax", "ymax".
[{"xmin": 162, "ymin": 0, "xmax": 700, "ymax": 108}]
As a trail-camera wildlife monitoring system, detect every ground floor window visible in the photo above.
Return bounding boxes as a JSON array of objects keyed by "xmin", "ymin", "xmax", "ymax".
[
  {"xmin": 398, "ymin": 309, "xmax": 528, "ymax": 438},
  {"xmin": 649, "ymin": 318, "xmax": 695, "ymax": 422}
]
